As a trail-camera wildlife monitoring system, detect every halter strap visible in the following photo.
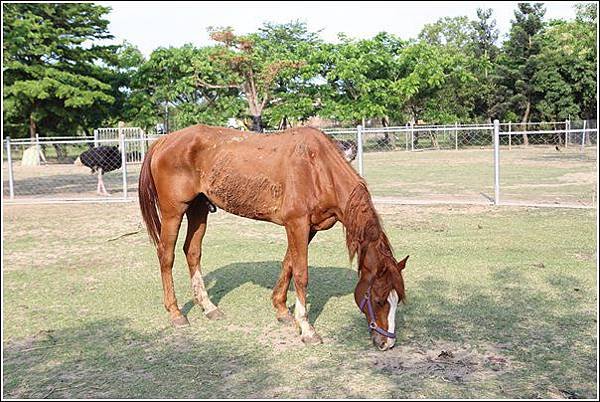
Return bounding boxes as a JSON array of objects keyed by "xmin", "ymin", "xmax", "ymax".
[{"xmin": 358, "ymin": 286, "xmax": 396, "ymax": 339}]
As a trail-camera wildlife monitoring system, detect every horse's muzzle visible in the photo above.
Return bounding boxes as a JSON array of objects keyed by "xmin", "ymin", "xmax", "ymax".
[{"xmin": 372, "ymin": 331, "xmax": 395, "ymax": 351}]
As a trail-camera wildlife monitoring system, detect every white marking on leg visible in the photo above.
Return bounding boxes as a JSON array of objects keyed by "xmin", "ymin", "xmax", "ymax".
[
  {"xmin": 295, "ymin": 298, "xmax": 315, "ymax": 336},
  {"xmin": 192, "ymin": 270, "xmax": 217, "ymax": 313},
  {"xmin": 385, "ymin": 290, "xmax": 399, "ymax": 349}
]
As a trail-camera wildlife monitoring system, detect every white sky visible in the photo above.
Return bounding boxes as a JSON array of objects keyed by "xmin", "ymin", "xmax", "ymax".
[{"xmin": 99, "ymin": 1, "xmax": 584, "ymax": 57}]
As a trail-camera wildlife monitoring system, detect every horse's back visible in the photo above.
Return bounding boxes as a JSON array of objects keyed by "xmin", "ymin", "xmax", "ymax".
[{"xmin": 149, "ymin": 124, "xmax": 355, "ymax": 222}]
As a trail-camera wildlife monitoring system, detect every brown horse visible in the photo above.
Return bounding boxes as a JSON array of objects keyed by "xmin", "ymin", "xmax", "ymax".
[{"xmin": 138, "ymin": 124, "xmax": 408, "ymax": 350}]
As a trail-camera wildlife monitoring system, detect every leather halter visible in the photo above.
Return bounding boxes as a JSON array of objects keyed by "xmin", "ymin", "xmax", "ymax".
[{"xmin": 358, "ymin": 285, "xmax": 396, "ymax": 339}]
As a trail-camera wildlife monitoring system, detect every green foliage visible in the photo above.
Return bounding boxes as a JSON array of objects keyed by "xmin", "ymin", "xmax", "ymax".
[
  {"xmin": 493, "ymin": 3, "xmax": 547, "ymax": 122},
  {"xmin": 126, "ymin": 44, "xmax": 244, "ymax": 130},
  {"xmin": 532, "ymin": 4, "xmax": 597, "ymax": 120},
  {"xmin": 2, "ymin": 3, "xmax": 596, "ymax": 134},
  {"xmin": 419, "ymin": 16, "xmax": 475, "ymax": 51},
  {"xmin": 258, "ymin": 21, "xmax": 325, "ymax": 127},
  {"xmin": 193, "ymin": 22, "xmax": 311, "ymax": 131},
  {"xmin": 394, "ymin": 42, "xmax": 485, "ymax": 123},
  {"xmin": 3, "ymin": 3, "xmax": 118, "ymax": 137},
  {"xmin": 318, "ymin": 33, "xmax": 406, "ymax": 124}
]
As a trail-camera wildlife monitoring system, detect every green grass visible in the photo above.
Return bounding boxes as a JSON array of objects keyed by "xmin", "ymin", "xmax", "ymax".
[
  {"xmin": 362, "ymin": 146, "xmax": 596, "ymax": 205},
  {"xmin": 2, "ymin": 202, "xmax": 597, "ymax": 398}
]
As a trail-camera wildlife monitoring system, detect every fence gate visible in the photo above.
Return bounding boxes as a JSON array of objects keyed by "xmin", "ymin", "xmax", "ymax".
[{"xmin": 94, "ymin": 127, "xmax": 147, "ymax": 164}]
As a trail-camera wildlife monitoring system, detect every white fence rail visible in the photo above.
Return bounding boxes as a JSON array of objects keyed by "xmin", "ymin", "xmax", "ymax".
[{"xmin": 2, "ymin": 121, "xmax": 597, "ymax": 208}]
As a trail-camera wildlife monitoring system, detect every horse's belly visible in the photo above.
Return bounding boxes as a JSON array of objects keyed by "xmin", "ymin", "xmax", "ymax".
[{"xmin": 205, "ymin": 157, "xmax": 283, "ymax": 222}]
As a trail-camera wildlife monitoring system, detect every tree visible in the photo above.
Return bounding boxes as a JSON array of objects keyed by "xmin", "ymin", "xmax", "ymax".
[
  {"xmin": 471, "ymin": 8, "xmax": 500, "ymax": 61},
  {"xmin": 3, "ymin": 3, "xmax": 117, "ymax": 138},
  {"xmin": 470, "ymin": 8, "xmax": 500, "ymax": 120},
  {"xmin": 127, "ymin": 44, "xmax": 244, "ymax": 132},
  {"xmin": 193, "ymin": 23, "xmax": 307, "ymax": 132},
  {"xmin": 532, "ymin": 11, "xmax": 596, "ymax": 121},
  {"xmin": 494, "ymin": 3, "xmax": 546, "ymax": 143},
  {"xmin": 257, "ymin": 21, "xmax": 324, "ymax": 129},
  {"xmin": 419, "ymin": 16, "xmax": 475, "ymax": 51},
  {"xmin": 318, "ymin": 32, "xmax": 406, "ymax": 125},
  {"xmin": 393, "ymin": 42, "xmax": 483, "ymax": 124}
]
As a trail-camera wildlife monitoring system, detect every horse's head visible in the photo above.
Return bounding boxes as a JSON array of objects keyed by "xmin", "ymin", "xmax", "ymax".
[
  {"xmin": 344, "ymin": 182, "xmax": 409, "ymax": 350},
  {"xmin": 354, "ymin": 240, "xmax": 409, "ymax": 351}
]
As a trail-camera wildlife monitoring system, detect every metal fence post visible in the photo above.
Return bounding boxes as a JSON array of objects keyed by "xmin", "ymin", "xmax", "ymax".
[
  {"xmin": 493, "ymin": 119, "xmax": 500, "ymax": 205},
  {"xmin": 140, "ymin": 128, "xmax": 146, "ymax": 162},
  {"xmin": 35, "ymin": 133, "xmax": 41, "ymax": 164},
  {"xmin": 119, "ymin": 125, "xmax": 128, "ymax": 199},
  {"xmin": 580, "ymin": 120, "xmax": 587, "ymax": 152},
  {"xmin": 405, "ymin": 123, "xmax": 409, "ymax": 151},
  {"xmin": 5, "ymin": 136, "xmax": 15, "ymax": 199},
  {"xmin": 565, "ymin": 119, "xmax": 569, "ymax": 148},
  {"xmin": 93, "ymin": 129, "xmax": 99, "ymax": 148},
  {"xmin": 508, "ymin": 121, "xmax": 512, "ymax": 151},
  {"xmin": 454, "ymin": 122, "xmax": 458, "ymax": 150},
  {"xmin": 410, "ymin": 122, "xmax": 414, "ymax": 152},
  {"xmin": 356, "ymin": 125, "xmax": 364, "ymax": 177}
]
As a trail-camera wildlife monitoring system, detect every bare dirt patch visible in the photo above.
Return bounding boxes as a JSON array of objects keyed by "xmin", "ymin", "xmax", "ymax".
[
  {"xmin": 573, "ymin": 252, "xmax": 595, "ymax": 262},
  {"xmin": 365, "ymin": 341, "xmax": 512, "ymax": 383},
  {"xmin": 226, "ymin": 324, "xmax": 254, "ymax": 336},
  {"xmin": 257, "ymin": 322, "xmax": 305, "ymax": 353}
]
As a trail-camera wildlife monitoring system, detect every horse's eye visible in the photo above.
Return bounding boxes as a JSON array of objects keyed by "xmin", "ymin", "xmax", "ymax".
[{"xmin": 376, "ymin": 299, "xmax": 385, "ymax": 307}]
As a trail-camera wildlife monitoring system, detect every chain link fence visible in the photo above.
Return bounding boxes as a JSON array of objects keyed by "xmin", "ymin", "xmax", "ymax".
[
  {"xmin": 324, "ymin": 120, "xmax": 597, "ymax": 208},
  {"xmin": 495, "ymin": 120, "xmax": 597, "ymax": 207},
  {"xmin": 2, "ymin": 128, "xmax": 158, "ymax": 203},
  {"xmin": 2, "ymin": 121, "xmax": 597, "ymax": 208}
]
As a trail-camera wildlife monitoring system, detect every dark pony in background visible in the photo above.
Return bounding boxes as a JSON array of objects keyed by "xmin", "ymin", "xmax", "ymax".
[{"xmin": 138, "ymin": 125, "xmax": 408, "ymax": 350}]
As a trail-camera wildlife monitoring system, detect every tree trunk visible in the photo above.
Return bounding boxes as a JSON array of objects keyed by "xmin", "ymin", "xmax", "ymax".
[
  {"xmin": 29, "ymin": 113, "xmax": 37, "ymax": 139},
  {"xmin": 251, "ymin": 115, "xmax": 263, "ymax": 133},
  {"xmin": 53, "ymin": 143, "xmax": 67, "ymax": 161},
  {"xmin": 521, "ymin": 100, "xmax": 530, "ymax": 146}
]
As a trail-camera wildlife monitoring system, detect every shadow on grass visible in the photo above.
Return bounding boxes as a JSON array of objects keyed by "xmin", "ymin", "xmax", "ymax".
[
  {"xmin": 4, "ymin": 263, "xmax": 596, "ymax": 398},
  {"xmin": 2, "ymin": 318, "xmax": 280, "ymax": 399},
  {"xmin": 204, "ymin": 261, "xmax": 358, "ymax": 326},
  {"xmin": 389, "ymin": 265, "xmax": 597, "ymax": 398}
]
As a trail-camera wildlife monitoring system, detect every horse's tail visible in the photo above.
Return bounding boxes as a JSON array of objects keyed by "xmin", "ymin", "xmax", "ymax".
[{"xmin": 138, "ymin": 137, "xmax": 166, "ymax": 246}]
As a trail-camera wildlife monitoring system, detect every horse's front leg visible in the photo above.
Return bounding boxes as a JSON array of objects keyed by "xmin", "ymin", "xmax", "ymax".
[
  {"xmin": 272, "ymin": 229, "xmax": 316, "ymax": 326},
  {"xmin": 285, "ymin": 220, "xmax": 322, "ymax": 345}
]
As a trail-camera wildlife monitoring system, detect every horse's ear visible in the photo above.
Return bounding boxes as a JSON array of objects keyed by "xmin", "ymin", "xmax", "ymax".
[{"xmin": 397, "ymin": 255, "xmax": 409, "ymax": 271}]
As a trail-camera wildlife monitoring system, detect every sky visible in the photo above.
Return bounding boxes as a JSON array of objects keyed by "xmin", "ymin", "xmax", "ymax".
[{"xmin": 99, "ymin": 1, "xmax": 583, "ymax": 56}]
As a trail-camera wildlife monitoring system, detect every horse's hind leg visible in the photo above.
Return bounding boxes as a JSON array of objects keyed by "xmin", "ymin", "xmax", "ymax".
[
  {"xmin": 157, "ymin": 204, "xmax": 188, "ymax": 327},
  {"xmin": 272, "ymin": 249, "xmax": 295, "ymax": 324},
  {"xmin": 184, "ymin": 196, "xmax": 223, "ymax": 320}
]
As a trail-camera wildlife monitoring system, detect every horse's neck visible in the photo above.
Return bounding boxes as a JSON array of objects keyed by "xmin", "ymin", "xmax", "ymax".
[
  {"xmin": 340, "ymin": 180, "xmax": 376, "ymax": 223},
  {"xmin": 341, "ymin": 181, "xmax": 385, "ymax": 265}
]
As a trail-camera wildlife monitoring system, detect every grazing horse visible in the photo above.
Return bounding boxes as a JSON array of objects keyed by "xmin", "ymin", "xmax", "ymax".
[{"xmin": 138, "ymin": 125, "xmax": 408, "ymax": 350}]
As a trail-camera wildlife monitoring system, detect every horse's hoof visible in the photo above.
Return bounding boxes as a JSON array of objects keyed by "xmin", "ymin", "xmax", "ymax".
[
  {"xmin": 276, "ymin": 312, "xmax": 294, "ymax": 326},
  {"xmin": 205, "ymin": 308, "xmax": 225, "ymax": 320},
  {"xmin": 301, "ymin": 332, "xmax": 323, "ymax": 345},
  {"xmin": 171, "ymin": 315, "xmax": 190, "ymax": 328}
]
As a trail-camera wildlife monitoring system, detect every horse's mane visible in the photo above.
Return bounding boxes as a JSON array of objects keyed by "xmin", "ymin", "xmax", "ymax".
[{"xmin": 344, "ymin": 182, "xmax": 395, "ymax": 274}]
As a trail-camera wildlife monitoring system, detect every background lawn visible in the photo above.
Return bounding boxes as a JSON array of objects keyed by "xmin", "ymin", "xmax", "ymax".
[
  {"xmin": 4, "ymin": 144, "xmax": 596, "ymax": 207},
  {"xmin": 2, "ymin": 202, "xmax": 597, "ymax": 398}
]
